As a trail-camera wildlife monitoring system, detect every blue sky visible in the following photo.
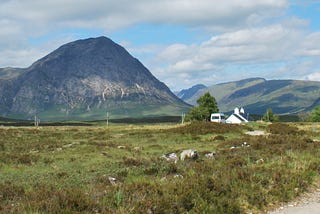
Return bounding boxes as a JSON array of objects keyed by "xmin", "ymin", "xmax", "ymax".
[{"xmin": 0, "ymin": 0, "xmax": 319, "ymax": 91}]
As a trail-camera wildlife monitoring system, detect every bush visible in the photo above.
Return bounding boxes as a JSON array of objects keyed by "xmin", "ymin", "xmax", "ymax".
[
  {"xmin": 0, "ymin": 181, "xmax": 25, "ymax": 201},
  {"xmin": 310, "ymin": 106, "xmax": 320, "ymax": 122},
  {"xmin": 267, "ymin": 123, "xmax": 302, "ymax": 135},
  {"xmin": 213, "ymin": 135, "xmax": 226, "ymax": 141},
  {"xmin": 262, "ymin": 108, "xmax": 279, "ymax": 122},
  {"xmin": 166, "ymin": 121, "xmax": 246, "ymax": 135}
]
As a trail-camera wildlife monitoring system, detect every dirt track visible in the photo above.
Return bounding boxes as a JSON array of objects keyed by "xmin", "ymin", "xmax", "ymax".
[{"xmin": 269, "ymin": 187, "xmax": 320, "ymax": 214}]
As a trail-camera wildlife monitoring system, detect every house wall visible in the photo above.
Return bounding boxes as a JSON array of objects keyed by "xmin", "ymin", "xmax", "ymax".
[
  {"xmin": 226, "ymin": 114, "xmax": 248, "ymax": 124},
  {"xmin": 226, "ymin": 114, "xmax": 242, "ymax": 124}
]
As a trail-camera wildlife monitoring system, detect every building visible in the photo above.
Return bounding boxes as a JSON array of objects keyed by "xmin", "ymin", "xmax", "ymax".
[{"xmin": 226, "ymin": 107, "xmax": 249, "ymax": 124}]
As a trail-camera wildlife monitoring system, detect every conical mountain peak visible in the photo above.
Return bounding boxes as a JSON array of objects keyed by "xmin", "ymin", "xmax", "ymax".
[{"xmin": 0, "ymin": 37, "xmax": 190, "ymax": 120}]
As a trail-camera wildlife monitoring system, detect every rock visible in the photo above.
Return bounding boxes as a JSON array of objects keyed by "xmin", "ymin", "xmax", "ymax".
[
  {"xmin": 101, "ymin": 152, "xmax": 109, "ymax": 156},
  {"xmin": 241, "ymin": 142, "xmax": 250, "ymax": 147},
  {"xmin": 62, "ymin": 143, "xmax": 74, "ymax": 148},
  {"xmin": 230, "ymin": 146, "xmax": 239, "ymax": 150},
  {"xmin": 160, "ymin": 176, "xmax": 167, "ymax": 181},
  {"xmin": 256, "ymin": 158, "xmax": 264, "ymax": 164},
  {"xmin": 180, "ymin": 149, "xmax": 198, "ymax": 161},
  {"xmin": 56, "ymin": 148, "xmax": 63, "ymax": 152},
  {"xmin": 108, "ymin": 176, "xmax": 118, "ymax": 186},
  {"xmin": 133, "ymin": 146, "xmax": 141, "ymax": 151},
  {"xmin": 204, "ymin": 152, "xmax": 216, "ymax": 159},
  {"xmin": 161, "ymin": 152, "xmax": 179, "ymax": 163},
  {"xmin": 173, "ymin": 174, "xmax": 184, "ymax": 179}
]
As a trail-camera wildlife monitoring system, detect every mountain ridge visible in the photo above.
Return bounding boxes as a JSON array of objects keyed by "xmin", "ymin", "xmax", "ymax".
[
  {"xmin": 175, "ymin": 84, "xmax": 207, "ymax": 100},
  {"xmin": 180, "ymin": 78, "xmax": 320, "ymax": 115}
]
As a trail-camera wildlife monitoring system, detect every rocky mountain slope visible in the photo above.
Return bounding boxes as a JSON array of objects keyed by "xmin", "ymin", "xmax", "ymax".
[
  {"xmin": 181, "ymin": 78, "xmax": 320, "ymax": 115},
  {"xmin": 0, "ymin": 37, "xmax": 190, "ymax": 120}
]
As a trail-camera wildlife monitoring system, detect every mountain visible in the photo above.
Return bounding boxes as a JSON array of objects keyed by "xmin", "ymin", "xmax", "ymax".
[
  {"xmin": 0, "ymin": 36, "xmax": 190, "ymax": 120},
  {"xmin": 182, "ymin": 78, "xmax": 320, "ymax": 115},
  {"xmin": 176, "ymin": 84, "xmax": 207, "ymax": 100}
]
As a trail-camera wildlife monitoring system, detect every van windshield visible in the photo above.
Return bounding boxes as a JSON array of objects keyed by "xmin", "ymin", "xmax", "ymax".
[
  {"xmin": 212, "ymin": 116, "xmax": 220, "ymax": 120},
  {"xmin": 211, "ymin": 115, "xmax": 225, "ymax": 120}
]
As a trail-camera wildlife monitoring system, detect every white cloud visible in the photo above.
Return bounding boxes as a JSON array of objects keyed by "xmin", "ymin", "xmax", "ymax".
[
  {"xmin": 157, "ymin": 44, "xmax": 191, "ymax": 63},
  {"xmin": 157, "ymin": 24, "xmax": 303, "ymax": 68},
  {"xmin": 170, "ymin": 60, "xmax": 216, "ymax": 72},
  {"xmin": 268, "ymin": 60, "xmax": 318, "ymax": 80},
  {"xmin": 151, "ymin": 21, "xmax": 320, "ymax": 89},
  {"xmin": 0, "ymin": 0, "xmax": 289, "ymax": 36},
  {"xmin": 0, "ymin": 0, "xmax": 288, "ymax": 67},
  {"xmin": 1, "ymin": 0, "xmax": 319, "ymax": 91},
  {"xmin": 0, "ymin": 36, "xmax": 75, "ymax": 68},
  {"xmin": 306, "ymin": 72, "xmax": 320, "ymax": 81},
  {"xmin": 297, "ymin": 32, "xmax": 320, "ymax": 56}
]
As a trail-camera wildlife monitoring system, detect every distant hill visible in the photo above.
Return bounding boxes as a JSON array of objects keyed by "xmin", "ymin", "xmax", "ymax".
[
  {"xmin": 181, "ymin": 78, "xmax": 320, "ymax": 115},
  {"xmin": 0, "ymin": 67, "xmax": 26, "ymax": 79},
  {"xmin": 0, "ymin": 36, "xmax": 190, "ymax": 121},
  {"xmin": 175, "ymin": 84, "xmax": 207, "ymax": 100}
]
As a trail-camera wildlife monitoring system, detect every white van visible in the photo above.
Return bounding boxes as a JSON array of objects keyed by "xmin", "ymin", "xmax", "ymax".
[{"xmin": 210, "ymin": 113, "xmax": 226, "ymax": 123}]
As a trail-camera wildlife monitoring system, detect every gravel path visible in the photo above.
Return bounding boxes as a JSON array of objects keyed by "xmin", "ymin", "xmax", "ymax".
[
  {"xmin": 245, "ymin": 130, "xmax": 268, "ymax": 136},
  {"xmin": 268, "ymin": 187, "xmax": 320, "ymax": 214}
]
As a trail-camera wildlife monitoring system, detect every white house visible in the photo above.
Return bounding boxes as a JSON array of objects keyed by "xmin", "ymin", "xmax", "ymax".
[{"xmin": 226, "ymin": 107, "xmax": 249, "ymax": 124}]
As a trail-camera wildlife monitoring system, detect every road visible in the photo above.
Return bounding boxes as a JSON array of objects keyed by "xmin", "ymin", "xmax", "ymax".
[{"xmin": 268, "ymin": 187, "xmax": 320, "ymax": 214}]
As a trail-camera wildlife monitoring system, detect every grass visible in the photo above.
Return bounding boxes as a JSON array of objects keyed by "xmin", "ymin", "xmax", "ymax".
[
  {"xmin": 0, "ymin": 122, "xmax": 320, "ymax": 213},
  {"xmin": 8, "ymin": 103, "xmax": 191, "ymax": 121}
]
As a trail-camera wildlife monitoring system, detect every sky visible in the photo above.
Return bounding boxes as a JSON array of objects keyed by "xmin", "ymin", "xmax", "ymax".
[{"xmin": 0, "ymin": 0, "xmax": 319, "ymax": 91}]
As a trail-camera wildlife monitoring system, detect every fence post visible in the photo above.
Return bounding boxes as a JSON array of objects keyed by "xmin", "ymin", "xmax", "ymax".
[{"xmin": 106, "ymin": 112, "xmax": 110, "ymax": 127}]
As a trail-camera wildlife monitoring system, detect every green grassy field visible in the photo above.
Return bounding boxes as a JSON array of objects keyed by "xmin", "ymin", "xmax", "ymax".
[{"xmin": 0, "ymin": 122, "xmax": 320, "ymax": 213}]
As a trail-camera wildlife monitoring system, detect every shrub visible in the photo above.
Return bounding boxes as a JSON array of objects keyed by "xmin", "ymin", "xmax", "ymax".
[
  {"xmin": 262, "ymin": 108, "xmax": 279, "ymax": 122},
  {"xmin": 123, "ymin": 157, "xmax": 144, "ymax": 167},
  {"xmin": 0, "ymin": 153, "xmax": 39, "ymax": 165},
  {"xmin": 24, "ymin": 186, "xmax": 98, "ymax": 213},
  {"xmin": 166, "ymin": 121, "xmax": 246, "ymax": 135},
  {"xmin": 0, "ymin": 181, "xmax": 25, "ymax": 201},
  {"xmin": 213, "ymin": 135, "xmax": 226, "ymax": 141},
  {"xmin": 310, "ymin": 106, "xmax": 320, "ymax": 122},
  {"xmin": 267, "ymin": 123, "xmax": 302, "ymax": 135}
]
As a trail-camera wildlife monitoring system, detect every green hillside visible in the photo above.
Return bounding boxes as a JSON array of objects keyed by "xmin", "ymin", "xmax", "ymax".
[{"xmin": 184, "ymin": 78, "xmax": 320, "ymax": 115}]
